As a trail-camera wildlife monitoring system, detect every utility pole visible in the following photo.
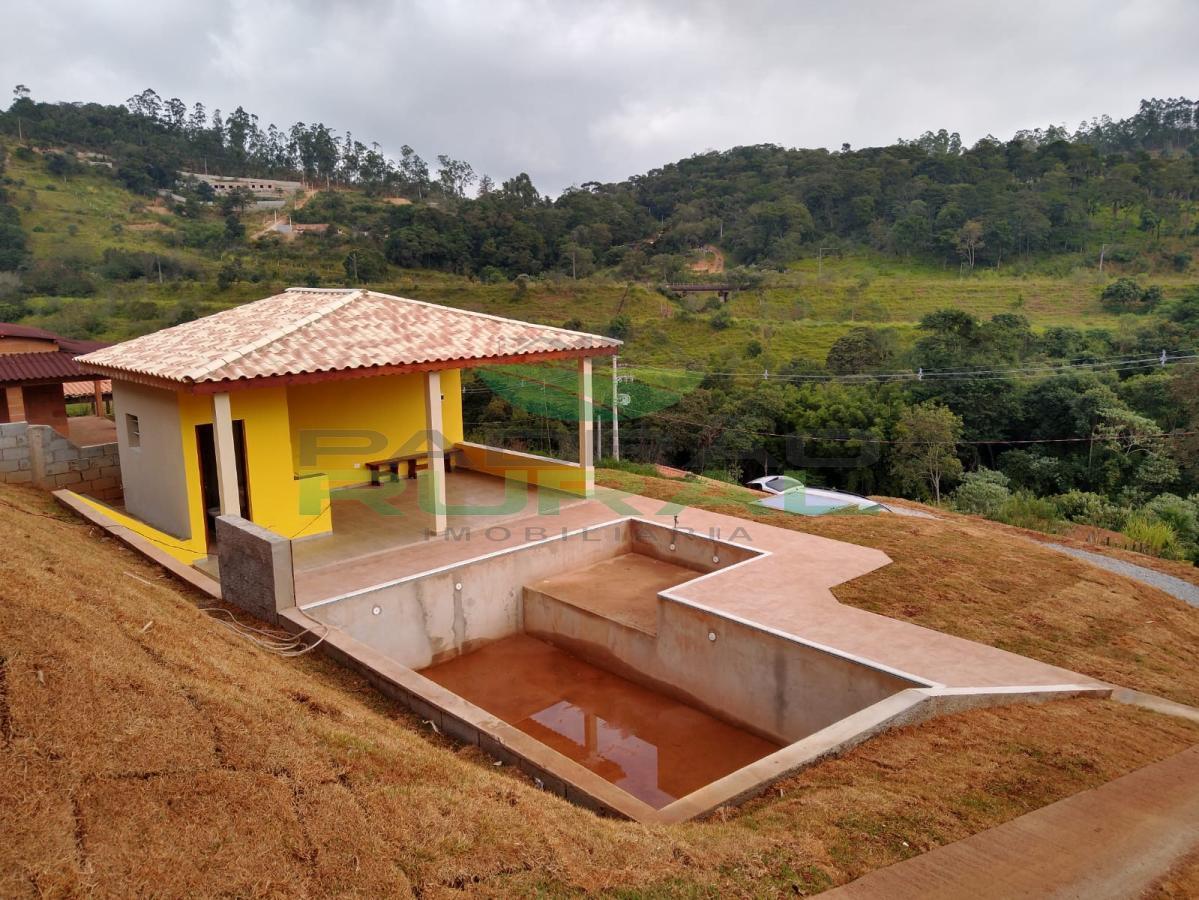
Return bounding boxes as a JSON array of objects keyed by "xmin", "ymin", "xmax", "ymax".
[
  {"xmin": 1099, "ymin": 243, "xmax": 1108, "ymax": 274},
  {"xmin": 612, "ymin": 356, "xmax": 620, "ymax": 461},
  {"xmin": 817, "ymin": 247, "xmax": 834, "ymax": 277}
]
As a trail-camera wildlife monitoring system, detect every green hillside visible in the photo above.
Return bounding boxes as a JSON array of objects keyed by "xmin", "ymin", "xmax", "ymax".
[
  {"xmin": 2, "ymin": 95, "xmax": 1199, "ymax": 561},
  {"xmin": 2, "ymin": 141, "xmax": 1193, "ymax": 366}
]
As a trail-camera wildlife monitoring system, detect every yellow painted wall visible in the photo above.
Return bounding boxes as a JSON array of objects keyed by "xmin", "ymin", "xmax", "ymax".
[
  {"xmin": 83, "ymin": 369, "xmax": 465, "ymax": 561},
  {"xmin": 72, "ymin": 493, "xmax": 208, "ymax": 565},
  {"xmin": 286, "ymin": 369, "xmax": 464, "ymax": 488},
  {"xmin": 177, "ymin": 387, "xmax": 332, "ymax": 544},
  {"xmin": 456, "ymin": 441, "xmax": 593, "ymax": 497}
]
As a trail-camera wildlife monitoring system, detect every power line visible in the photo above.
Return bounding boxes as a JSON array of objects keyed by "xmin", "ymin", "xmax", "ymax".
[
  {"xmin": 621, "ymin": 350, "xmax": 1199, "ymax": 384},
  {"xmin": 628, "ymin": 408, "xmax": 1198, "ymax": 447}
]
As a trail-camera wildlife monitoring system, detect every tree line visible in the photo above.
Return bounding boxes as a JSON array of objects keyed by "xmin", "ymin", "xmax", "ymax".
[{"xmin": 3, "ymin": 88, "xmax": 1197, "ymax": 279}]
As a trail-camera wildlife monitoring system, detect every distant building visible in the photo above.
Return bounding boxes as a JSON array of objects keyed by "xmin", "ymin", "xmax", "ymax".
[
  {"xmin": 0, "ymin": 323, "xmax": 111, "ymax": 437},
  {"xmin": 181, "ymin": 172, "xmax": 304, "ymax": 200}
]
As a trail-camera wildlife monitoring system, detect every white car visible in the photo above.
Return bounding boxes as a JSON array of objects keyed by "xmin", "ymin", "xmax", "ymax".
[{"xmin": 745, "ymin": 475, "xmax": 889, "ymax": 516}]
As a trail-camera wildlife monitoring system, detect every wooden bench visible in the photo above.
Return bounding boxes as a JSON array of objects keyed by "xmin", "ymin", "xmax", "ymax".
[{"xmin": 366, "ymin": 448, "xmax": 465, "ymax": 486}]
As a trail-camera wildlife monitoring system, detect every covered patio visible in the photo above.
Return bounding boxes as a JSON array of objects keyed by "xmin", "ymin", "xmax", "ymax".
[
  {"xmin": 291, "ymin": 467, "xmax": 594, "ymax": 602},
  {"xmin": 76, "ymin": 287, "xmax": 622, "ymax": 569}
]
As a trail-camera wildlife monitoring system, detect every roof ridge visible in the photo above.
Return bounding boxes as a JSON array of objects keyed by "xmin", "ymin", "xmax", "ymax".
[
  {"xmin": 179, "ymin": 289, "xmax": 364, "ymax": 383},
  {"xmin": 358, "ymin": 290, "xmax": 622, "ymax": 346}
]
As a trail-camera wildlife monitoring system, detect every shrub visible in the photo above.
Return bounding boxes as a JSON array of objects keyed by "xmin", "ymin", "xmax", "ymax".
[
  {"xmin": 1142, "ymin": 493, "xmax": 1199, "ymax": 546},
  {"xmin": 100, "ymin": 248, "xmax": 196, "ymax": 281},
  {"xmin": 710, "ymin": 308, "xmax": 733, "ymax": 330},
  {"xmin": 993, "ymin": 491, "xmax": 1061, "ymax": 533},
  {"xmin": 951, "ymin": 468, "xmax": 1011, "ymax": 517},
  {"xmin": 216, "ymin": 263, "xmax": 242, "ymax": 291},
  {"xmin": 607, "ymin": 315, "xmax": 631, "ymax": 340},
  {"xmin": 1122, "ymin": 515, "xmax": 1182, "ymax": 559},
  {"xmin": 1051, "ymin": 490, "xmax": 1126, "ymax": 530},
  {"xmin": 1100, "ymin": 276, "xmax": 1161, "ymax": 312},
  {"xmin": 21, "ymin": 259, "xmax": 95, "ymax": 297}
]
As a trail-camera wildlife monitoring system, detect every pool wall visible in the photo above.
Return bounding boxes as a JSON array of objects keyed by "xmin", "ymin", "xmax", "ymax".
[
  {"xmin": 524, "ymin": 585, "xmax": 921, "ymax": 744},
  {"xmin": 302, "ymin": 518, "xmax": 756, "ymax": 669},
  {"xmin": 302, "ymin": 521, "xmax": 634, "ymax": 668},
  {"xmin": 305, "ymin": 517, "xmax": 924, "ymax": 746}
]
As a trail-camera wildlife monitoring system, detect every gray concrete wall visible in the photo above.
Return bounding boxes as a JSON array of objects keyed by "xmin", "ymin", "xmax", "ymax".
[
  {"xmin": 306, "ymin": 516, "xmax": 916, "ymax": 744},
  {"xmin": 113, "ymin": 380, "xmax": 191, "ymax": 538},
  {"xmin": 216, "ymin": 515, "xmax": 294, "ymax": 622},
  {"xmin": 0, "ymin": 421, "xmax": 122, "ymax": 500},
  {"xmin": 524, "ymin": 588, "xmax": 920, "ymax": 745},
  {"xmin": 308, "ymin": 522, "xmax": 632, "ymax": 669},
  {"xmin": 629, "ymin": 518, "xmax": 759, "ymax": 572}
]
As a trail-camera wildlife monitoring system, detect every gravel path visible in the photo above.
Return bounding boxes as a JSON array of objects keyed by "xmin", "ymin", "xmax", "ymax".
[
  {"xmin": 1045, "ymin": 543, "xmax": 1199, "ymax": 608},
  {"xmin": 884, "ymin": 504, "xmax": 938, "ymax": 519}
]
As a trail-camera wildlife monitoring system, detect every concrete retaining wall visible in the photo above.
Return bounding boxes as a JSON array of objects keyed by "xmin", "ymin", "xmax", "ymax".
[
  {"xmin": 0, "ymin": 421, "xmax": 122, "ymax": 501},
  {"xmin": 524, "ymin": 584, "xmax": 921, "ymax": 745}
]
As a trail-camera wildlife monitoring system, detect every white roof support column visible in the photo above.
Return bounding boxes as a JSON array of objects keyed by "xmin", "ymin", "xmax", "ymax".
[
  {"xmin": 423, "ymin": 370, "xmax": 448, "ymax": 535},
  {"xmin": 211, "ymin": 391, "xmax": 241, "ymax": 517},
  {"xmin": 578, "ymin": 356, "xmax": 595, "ymax": 497}
]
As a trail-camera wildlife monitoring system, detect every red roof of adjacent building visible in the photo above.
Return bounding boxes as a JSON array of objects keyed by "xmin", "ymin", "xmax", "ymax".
[
  {"xmin": 0, "ymin": 350, "xmax": 100, "ymax": 385},
  {"xmin": 80, "ymin": 288, "xmax": 621, "ymax": 391},
  {"xmin": 63, "ymin": 379, "xmax": 111, "ymax": 399},
  {"xmin": 0, "ymin": 323, "xmax": 111, "ymax": 387}
]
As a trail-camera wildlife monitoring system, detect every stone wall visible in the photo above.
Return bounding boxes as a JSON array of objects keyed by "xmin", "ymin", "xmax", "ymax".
[
  {"xmin": 0, "ymin": 421, "xmax": 122, "ymax": 501},
  {"xmin": 215, "ymin": 515, "xmax": 295, "ymax": 623}
]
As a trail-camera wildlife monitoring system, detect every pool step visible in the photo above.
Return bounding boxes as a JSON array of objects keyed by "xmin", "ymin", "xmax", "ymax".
[{"xmin": 523, "ymin": 552, "xmax": 700, "ymax": 637}]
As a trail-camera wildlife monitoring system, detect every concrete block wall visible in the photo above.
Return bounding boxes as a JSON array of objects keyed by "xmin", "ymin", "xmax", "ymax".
[
  {"xmin": 0, "ymin": 421, "xmax": 122, "ymax": 501},
  {"xmin": 216, "ymin": 515, "xmax": 295, "ymax": 623}
]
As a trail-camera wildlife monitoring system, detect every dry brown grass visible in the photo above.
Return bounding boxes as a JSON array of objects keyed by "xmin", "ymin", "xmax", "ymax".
[
  {"xmin": 1, "ymin": 481, "xmax": 1198, "ymax": 897},
  {"xmin": 598, "ymin": 472, "xmax": 1199, "ymax": 706}
]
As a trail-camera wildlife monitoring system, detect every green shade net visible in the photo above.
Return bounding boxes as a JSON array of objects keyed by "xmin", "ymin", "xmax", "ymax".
[{"xmin": 474, "ymin": 364, "xmax": 701, "ymax": 423}]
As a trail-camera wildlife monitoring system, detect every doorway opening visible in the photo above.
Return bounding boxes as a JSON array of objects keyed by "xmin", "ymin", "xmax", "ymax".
[{"xmin": 196, "ymin": 420, "xmax": 250, "ymax": 545}]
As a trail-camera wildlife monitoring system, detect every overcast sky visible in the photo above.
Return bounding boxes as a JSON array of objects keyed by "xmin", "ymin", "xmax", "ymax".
[{"xmin": 4, "ymin": 0, "xmax": 1198, "ymax": 193}]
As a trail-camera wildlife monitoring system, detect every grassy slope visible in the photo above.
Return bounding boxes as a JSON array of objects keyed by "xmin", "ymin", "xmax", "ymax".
[
  {"xmin": 9, "ymin": 144, "xmax": 1196, "ymax": 364},
  {"xmin": 1, "ymin": 480, "xmax": 1198, "ymax": 896},
  {"xmin": 597, "ymin": 470, "xmax": 1199, "ymax": 706}
]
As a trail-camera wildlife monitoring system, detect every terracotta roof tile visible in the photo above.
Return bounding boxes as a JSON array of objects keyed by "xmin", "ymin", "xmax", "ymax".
[
  {"xmin": 0, "ymin": 351, "xmax": 98, "ymax": 385},
  {"xmin": 79, "ymin": 289, "xmax": 620, "ymax": 387},
  {"xmin": 63, "ymin": 379, "xmax": 111, "ymax": 399}
]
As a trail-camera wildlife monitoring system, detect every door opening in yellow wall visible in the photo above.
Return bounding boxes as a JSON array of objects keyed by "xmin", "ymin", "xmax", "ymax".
[{"xmin": 196, "ymin": 420, "xmax": 250, "ymax": 544}]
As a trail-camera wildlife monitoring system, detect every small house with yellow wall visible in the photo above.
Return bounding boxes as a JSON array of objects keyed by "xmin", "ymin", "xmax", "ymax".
[{"xmin": 75, "ymin": 287, "xmax": 619, "ymax": 575}]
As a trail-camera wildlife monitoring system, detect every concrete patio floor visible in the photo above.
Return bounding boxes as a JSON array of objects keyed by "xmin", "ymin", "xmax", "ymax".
[
  {"xmin": 66, "ymin": 415, "xmax": 116, "ymax": 446},
  {"xmin": 291, "ymin": 471, "xmax": 1107, "ymax": 693}
]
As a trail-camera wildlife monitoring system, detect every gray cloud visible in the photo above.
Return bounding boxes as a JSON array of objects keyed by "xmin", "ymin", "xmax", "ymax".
[{"xmin": 3, "ymin": 0, "xmax": 1197, "ymax": 193}]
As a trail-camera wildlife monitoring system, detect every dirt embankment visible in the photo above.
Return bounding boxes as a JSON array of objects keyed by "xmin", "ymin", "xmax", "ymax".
[{"xmin": 1, "ymin": 479, "xmax": 1197, "ymax": 896}]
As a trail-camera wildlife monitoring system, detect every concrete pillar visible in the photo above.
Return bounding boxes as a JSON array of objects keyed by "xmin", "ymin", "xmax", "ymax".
[
  {"xmin": 212, "ymin": 392, "xmax": 241, "ymax": 517},
  {"xmin": 578, "ymin": 357, "xmax": 595, "ymax": 497},
  {"xmin": 423, "ymin": 370, "xmax": 447, "ymax": 535}
]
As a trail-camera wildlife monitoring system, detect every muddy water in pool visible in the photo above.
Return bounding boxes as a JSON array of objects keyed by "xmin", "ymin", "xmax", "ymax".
[{"xmin": 420, "ymin": 634, "xmax": 781, "ymax": 808}]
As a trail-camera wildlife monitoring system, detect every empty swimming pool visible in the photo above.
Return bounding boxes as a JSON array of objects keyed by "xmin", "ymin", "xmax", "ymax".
[{"xmin": 299, "ymin": 517, "xmax": 928, "ymax": 819}]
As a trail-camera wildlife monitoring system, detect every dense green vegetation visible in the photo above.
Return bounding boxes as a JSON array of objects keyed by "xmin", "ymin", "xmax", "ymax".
[{"xmin": 2, "ymin": 87, "xmax": 1198, "ymax": 561}]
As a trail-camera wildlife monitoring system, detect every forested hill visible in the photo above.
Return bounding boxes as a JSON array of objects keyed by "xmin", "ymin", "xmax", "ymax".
[
  {"xmin": 2, "ymin": 89, "xmax": 1197, "ymax": 278},
  {"xmin": 1, "ymin": 88, "xmax": 1199, "ymax": 562}
]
